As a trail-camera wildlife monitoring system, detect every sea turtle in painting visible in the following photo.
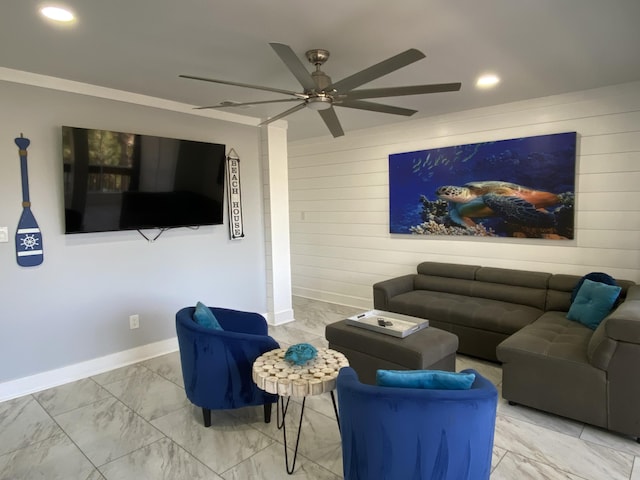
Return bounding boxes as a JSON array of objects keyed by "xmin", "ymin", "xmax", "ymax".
[{"xmin": 435, "ymin": 181, "xmax": 561, "ymax": 227}]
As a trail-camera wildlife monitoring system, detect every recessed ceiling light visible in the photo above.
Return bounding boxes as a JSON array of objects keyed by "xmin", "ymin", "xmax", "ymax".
[
  {"xmin": 476, "ymin": 74, "xmax": 500, "ymax": 89},
  {"xmin": 40, "ymin": 6, "xmax": 75, "ymax": 22}
]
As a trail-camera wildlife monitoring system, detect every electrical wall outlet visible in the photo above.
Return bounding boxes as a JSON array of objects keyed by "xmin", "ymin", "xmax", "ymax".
[
  {"xmin": 0, "ymin": 227, "xmax": 8, "ymax": 243},
  {"xmin": 129, "ymin": 314, "xmax": 140, "ymax": 329}
]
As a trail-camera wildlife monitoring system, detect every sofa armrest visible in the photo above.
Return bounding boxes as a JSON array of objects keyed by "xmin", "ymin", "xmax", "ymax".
[
  {"xmin": 605, "ymin": 287, "xmax": 640, "ymax": 344},
  {"xmin": 373, "ymin": 274, "xmax": 415, "ymax": 310},
  {"xmin": 603, "ymin": 287, "xmax": 640, "ymax": 438}
]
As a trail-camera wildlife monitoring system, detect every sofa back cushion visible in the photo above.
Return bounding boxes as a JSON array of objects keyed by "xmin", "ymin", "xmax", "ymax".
[
  {"xmin": 548, "ymin": 274, "xmax": 636, "ymax": 312},
  {"xmin": 547, "ymin": 274, "xmax": 583, "ymax": 312},
  {"xmin": 469, "ymin": 282, "xmax": 548, "ymax": 310},
  {"xmin": 414, "ymin": 262, "xmax": 480, "ymax": 298},
  {"xmin": 414, "ymin": 275, "xmax": 475, "ymax": 296},
  {"xmin": 470, "ymin": 267, "xmax": 550, "ymax": 310},
  {"xmin": 476, "ymin": 267, "xmax": 551, "ymax": 289},
  {"xmin": 414, "ymin": 264, "xmax": 550, "ymax": 309},
  {"xmin": 615, "ymin": 280, "xmax": 636, "ymax": 299},
  {"xmin": 417, "ymin": 262, "xmax": 479, "ymax": 279}
]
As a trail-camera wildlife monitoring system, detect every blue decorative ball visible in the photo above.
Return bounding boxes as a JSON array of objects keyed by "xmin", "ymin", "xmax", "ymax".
[{"xmin": 284, "ymin": 343, "xmax": 318, "ymax": 365}]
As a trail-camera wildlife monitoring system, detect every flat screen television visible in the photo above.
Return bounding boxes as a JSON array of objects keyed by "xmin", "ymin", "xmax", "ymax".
[{"xmin": 61, "ymin": 126, "xmax": 226, "ymax": 234}]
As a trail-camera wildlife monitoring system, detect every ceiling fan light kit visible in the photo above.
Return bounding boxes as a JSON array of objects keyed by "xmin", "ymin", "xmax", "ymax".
[
  {"xmin": 306, "ymin": 96, "xmax": 333, "ymax": 111},
  {"xmin": 181, "ymin": 43, "xmax": 461, "ymax": 137}
]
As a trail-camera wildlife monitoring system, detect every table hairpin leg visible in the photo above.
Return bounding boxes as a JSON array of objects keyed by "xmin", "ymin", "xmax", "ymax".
[
  {"xmin": 277, "ymin": 396, "xmax": 306, "ymax": 474},
  {"xmin": 276, "ymin": 396, "xmax": 289, "ymax": 429},
  {"xmin": 276, "ymin": 391, "xmax": 342, "ymax": 474},
  {"xmin": 330, "ymin": 391, "xmax": 340, "ymax": 432}
]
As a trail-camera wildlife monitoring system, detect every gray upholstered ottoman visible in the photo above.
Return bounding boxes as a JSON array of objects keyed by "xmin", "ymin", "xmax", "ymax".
[{"xmin": 326, "ymin": 319, "xmax": 459, "ymax": 385}]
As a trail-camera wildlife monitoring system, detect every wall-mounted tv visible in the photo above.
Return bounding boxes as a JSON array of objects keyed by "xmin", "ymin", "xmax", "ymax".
[{"xmin": 62, "ymin": 126, "xmax": 226, "ymax": 234}]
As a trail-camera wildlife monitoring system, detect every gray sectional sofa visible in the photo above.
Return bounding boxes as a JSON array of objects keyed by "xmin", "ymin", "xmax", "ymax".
[{"xmin": 373, "ymin": 261, "xmax": 640, "ymax": 439}]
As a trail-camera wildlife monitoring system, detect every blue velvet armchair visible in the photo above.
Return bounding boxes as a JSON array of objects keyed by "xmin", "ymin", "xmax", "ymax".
[
  {"xmin": 337, "ymin": 367, "xmax": 498, "ymax": 480},
  {"xmin": 175, "ymin": 306, "xmax": 280, "ymax": 427}
]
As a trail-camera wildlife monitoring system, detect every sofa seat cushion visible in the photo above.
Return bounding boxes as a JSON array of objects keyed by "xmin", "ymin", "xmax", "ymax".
[
  {"xmin": 496, "ymin": 312, "xmax": 593, "ymax": 364},
  {"xmin": 496, "ymin": 312, "xmax": 608, "ymax": 427},
  {"xmin": 387, "ymin": 290, "xmax": 542, "ymax": 336}
]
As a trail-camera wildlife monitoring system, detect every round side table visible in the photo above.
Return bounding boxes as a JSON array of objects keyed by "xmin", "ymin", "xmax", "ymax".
[{"xmin": 252, "ymin": 347, "xmax": 349, "ymax": 474}]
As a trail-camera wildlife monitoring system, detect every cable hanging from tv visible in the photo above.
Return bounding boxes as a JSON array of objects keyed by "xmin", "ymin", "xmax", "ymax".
[
  {"xmin": 135, "ymin": 225, "xmax": 201, "ymax": 242},
  {"xmin": 136, "ymin": 228, "xmax": 168, "ymax": 242}
]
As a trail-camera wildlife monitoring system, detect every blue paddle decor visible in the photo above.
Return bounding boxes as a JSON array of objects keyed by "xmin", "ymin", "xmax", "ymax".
[{"xmin": 14, "ymin": 134, "xmax": 44, "ymax": 267}]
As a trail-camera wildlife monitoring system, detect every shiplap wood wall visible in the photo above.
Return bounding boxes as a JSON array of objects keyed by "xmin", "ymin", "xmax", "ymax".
[{"xmin": 287, "ymin": 81, "xmax": 640, "ymax": 308}]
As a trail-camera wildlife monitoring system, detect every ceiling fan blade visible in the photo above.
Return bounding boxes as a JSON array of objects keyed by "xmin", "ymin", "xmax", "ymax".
[
  {"xmin": 259, "ymin": 102, "xmax": 307, "ymax": 126},
  {"xmin": 338, "ymin": 99, "xmax": 417, "ymax": 117},
  {"xmin": 180, "ymin": 74, "xmax": 303, "ymax": 97},
  {"xmin": 326, "ymin": 49, "xmax": 425, "ymax": 94},
  {"xmin": 345, "ymin": 82, "xmax": 462, "ymax": 100},
  {"xmin": 318, "ymin": 108, "xmax": 345, "ymax": 138},
  {"xmin": 195, "ymin": 98, "xmax": 303, "ymax": 110},
  {"xmin": 269, "ymin": 43, "xmax": 317, "ymax": 92}
]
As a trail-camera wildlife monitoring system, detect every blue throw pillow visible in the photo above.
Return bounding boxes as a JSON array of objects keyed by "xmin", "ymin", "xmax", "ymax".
[
  {"xmin": 376, "ymin": 369, "xmax": 476, "ymax": 390},
  {"xmin": 571, "ymin": 272, "xmax": 618, "ymax": 303},
  {"xmin": 193, "ymin": 302, "xmax": 223, "ymax": 330},
  {"xmin": 566, "ymin": 279, "xmax": 621, "ymax": 330}
]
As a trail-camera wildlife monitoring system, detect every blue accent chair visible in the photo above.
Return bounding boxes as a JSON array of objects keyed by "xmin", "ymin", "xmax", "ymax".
[
  {"xmin": 337, "ymin": 367, "xmax": 498, "ymax": 480},
  {"xmin": 176, "ymin": 306, "xmax": 280, "ymax": 427}
]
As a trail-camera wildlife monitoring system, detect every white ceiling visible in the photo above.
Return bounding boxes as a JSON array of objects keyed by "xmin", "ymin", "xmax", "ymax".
[{"xmin": 2, "ymin": 0, "xmax": 640, "ymax": 141}]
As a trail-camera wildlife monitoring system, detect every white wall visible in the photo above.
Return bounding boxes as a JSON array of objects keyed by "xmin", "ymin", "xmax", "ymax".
[
  {"xmin": 288, "ymin": 82, "xmax": 640, "ymax": 308},
  {"xmin": 0, "ymin": 81, "xmax": 267, "ymax": 386}
]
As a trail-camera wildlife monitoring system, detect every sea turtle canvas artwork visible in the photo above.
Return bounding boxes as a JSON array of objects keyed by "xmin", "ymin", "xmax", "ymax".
[{"xmin": 388, "ymin": 132, "xmax": 576, "ymax": 239}]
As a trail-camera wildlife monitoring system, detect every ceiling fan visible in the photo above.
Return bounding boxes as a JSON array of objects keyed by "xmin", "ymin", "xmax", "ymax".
[{"xmin": 180, "ymin": 43, "xmax": 461, "ymax": 138}]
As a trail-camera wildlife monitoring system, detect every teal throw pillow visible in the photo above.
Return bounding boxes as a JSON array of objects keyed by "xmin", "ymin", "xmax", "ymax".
[
  {"xmin": 193, "ymin": 302, "xmax": 223, "ymax": 330},
  {"xmin": 376, "ymin": 369, "xmax": 476, "ymax": 390},
  {"xmin": 566, "ymin": 279, "xmax": 621, "ymax": 330}
]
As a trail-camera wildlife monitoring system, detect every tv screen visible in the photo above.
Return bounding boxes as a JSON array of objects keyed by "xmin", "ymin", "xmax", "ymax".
[{"xmin": 61, "ymin": 126, "xmax": 226, "ymax": 234}]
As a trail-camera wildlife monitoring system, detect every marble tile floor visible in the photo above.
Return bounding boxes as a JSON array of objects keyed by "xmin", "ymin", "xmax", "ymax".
[{"xmin": 1, "ymin": 296, "xmax": 639, "ymax": 479}]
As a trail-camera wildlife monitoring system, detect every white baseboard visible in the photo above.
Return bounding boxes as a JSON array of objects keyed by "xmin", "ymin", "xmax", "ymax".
[
  {"xmin": 267, "ymin": 308, "xmax": 296, "ymax": 326},
  {"xmin": 0, "ymin": 337, "xmax": 179, "ymax": 402},
  {"xmin": 291, "ymin": 287, "xmax": 371, "ymax": 310}
]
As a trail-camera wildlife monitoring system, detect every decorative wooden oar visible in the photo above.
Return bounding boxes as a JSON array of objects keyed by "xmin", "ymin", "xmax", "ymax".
[{"xmin": 14, "ymin": 134, "xmax": 44, "ymax": 267}]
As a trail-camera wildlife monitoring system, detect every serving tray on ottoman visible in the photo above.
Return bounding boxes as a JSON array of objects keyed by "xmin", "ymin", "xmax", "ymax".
[{"xmin": 346, "ymin": 310, "xmax": 429, "ymax": 338}]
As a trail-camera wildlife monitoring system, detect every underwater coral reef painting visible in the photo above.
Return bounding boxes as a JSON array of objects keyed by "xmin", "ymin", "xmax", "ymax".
[{"xmin": 388, "ymin": 132, "xmax": 576, "ymax": 239}]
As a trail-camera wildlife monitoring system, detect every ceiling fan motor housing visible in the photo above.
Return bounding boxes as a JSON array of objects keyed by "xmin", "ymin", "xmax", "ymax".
[{"xmin": 311, "ymin": 70, "xmax": 332, "ymax": 92}]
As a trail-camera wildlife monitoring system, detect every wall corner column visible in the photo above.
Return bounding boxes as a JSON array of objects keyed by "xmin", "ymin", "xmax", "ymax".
[{"xmin": 261, "ymin": 123, "xmax": 294, "ymax": 325}]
